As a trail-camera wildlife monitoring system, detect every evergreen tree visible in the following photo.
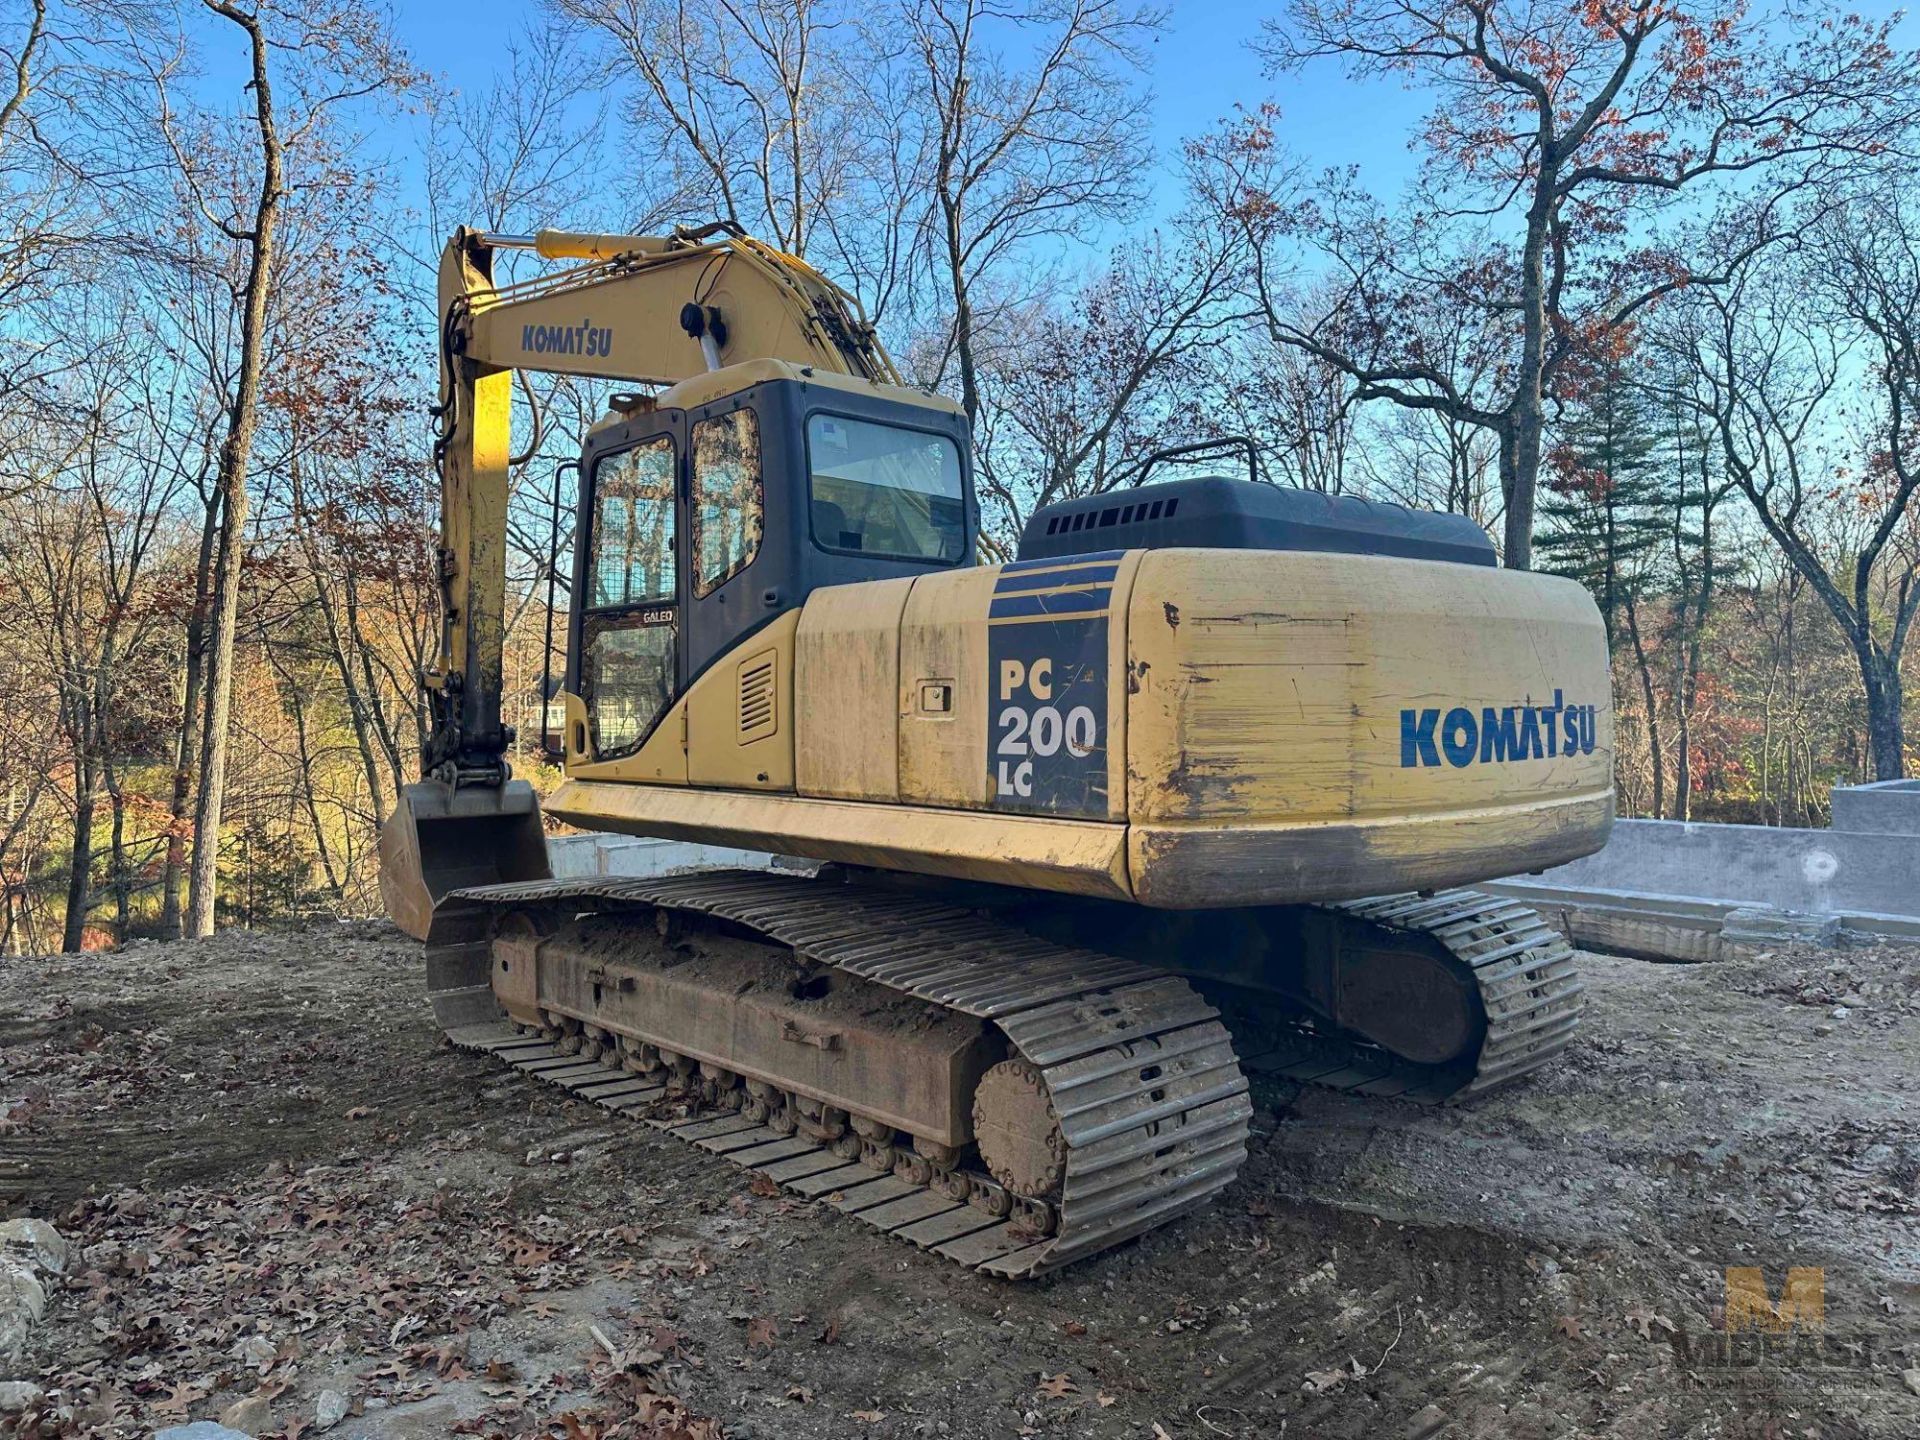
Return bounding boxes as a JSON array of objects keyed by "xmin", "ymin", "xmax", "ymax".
[{"xmin": 1537, "ymin": 361, "xmax": 1667, "ymax": 652}]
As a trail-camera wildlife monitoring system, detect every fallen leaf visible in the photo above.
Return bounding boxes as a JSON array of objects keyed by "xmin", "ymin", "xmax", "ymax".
[
  {"xmin": 852, "ymin": 1409, "xmax": 885, "ymax": 1423},
  {"xmin": 786, "ymin": 1385, "xmax": 814, "ymax": 1403},
  {"xmin": 1037, "ymin": 1373, "xmax": 1077, "ymax": 1399},
  {"xmin": 1556, "ymin": 1315, "xmax": 1582, "ymax": 1339},
  {"xmin": 748, "ymin": 1173, "xmax": 780, "ymax": 1198},
  {"xmin": 1096, "ymin": 1393, "xmax": 1116, "ymax": 1408},
  {"xmin": 1624, "ymin": 1307, "xmax": 1675, "ymax": 1339},
  {"xmin": 745, "ymin": 1316, "xmax": 778, "ymax": 1352},
  {"xmin": 1062, "ymin": 1320, "xmax": 1087, "ymax": 1338},
  {"xmin": 344, "ymin": 1105, "xmax": 374, "ymax": 1120},
  {"xmin": 816, "ymin": 1318, "xmax": 841, "ymax": 1345},
  {"xmin": 1303, "ymin": 1368, "xmax": 1350, "ymax": 1394}
]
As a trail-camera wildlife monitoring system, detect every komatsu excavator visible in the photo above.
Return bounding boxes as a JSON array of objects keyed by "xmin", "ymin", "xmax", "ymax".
[{"xmin": 380, "ymin": 221, "xmax": 1613, "ymax": 1278}]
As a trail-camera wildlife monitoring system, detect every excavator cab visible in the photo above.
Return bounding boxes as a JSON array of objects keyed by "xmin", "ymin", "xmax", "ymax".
[{"xmin": 566, "ymin": 364, "xmax": 975, "ymax": 767}]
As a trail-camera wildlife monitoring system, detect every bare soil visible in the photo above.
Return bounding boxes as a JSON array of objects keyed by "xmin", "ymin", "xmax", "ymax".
[{"xmin": 2, "ymin": 917, "xmax": 1917, "ymax": 1439}]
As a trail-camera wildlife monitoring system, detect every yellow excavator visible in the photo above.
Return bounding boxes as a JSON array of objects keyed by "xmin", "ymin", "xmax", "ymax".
[{"xmin": 380, "ymin": 221, "xmax": 1614, "ymax": 1278}]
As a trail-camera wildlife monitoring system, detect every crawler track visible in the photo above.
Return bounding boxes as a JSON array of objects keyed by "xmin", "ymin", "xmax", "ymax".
[
  {"xmin": 1233, "ymin": 890, "xmax": 1586, "ymax": 1102},
  {"xmin": 434, "ymin": 871, "xmax": 1252, "ymax": 1278},
  {"xmin": 422, "ymin": 871, "xmax": 1577, "ymax": 1276}
]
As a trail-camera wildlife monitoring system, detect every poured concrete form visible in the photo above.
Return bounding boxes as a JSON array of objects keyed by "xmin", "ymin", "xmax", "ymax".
[
  {"xmin": 1486, "ymin": 794, "xmax": 1920, "ymax": 957},
  {"xmin": 1830, "ymin": 778, "xmax": 1920, "ymax": 836}
]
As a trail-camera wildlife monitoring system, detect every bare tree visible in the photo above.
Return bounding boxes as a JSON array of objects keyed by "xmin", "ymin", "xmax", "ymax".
[
  {"xmin": 969, "ymin": 226, "xmax": 1246, "ymax": 541},
  {"xmin": 906, "ymin": 0, "xmax": 1159, "ymax": 428},
  {"xmin": 1677, "ymin": 194, "xmax": 1920, "ymax": 780},
  {"xmin": 146, "ymin": 0, "xmax": 411, "ymax": 934},
  {"xmin": 550, "ymin": 0, "xmax": 860, "ymax": 256},
  {"xmin": 1199, "ymin": 2, "xmax": 1920, "ymax": 567}
]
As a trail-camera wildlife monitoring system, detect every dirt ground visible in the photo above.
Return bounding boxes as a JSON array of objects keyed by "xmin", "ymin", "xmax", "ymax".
[{"xmin": 2, "ymin": 914, "xmax": 1917, "ymax": 1440}]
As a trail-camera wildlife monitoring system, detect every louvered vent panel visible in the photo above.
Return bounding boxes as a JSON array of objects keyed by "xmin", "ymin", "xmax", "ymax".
[{"xmin": 737, "ymin": 652, "xmax": 777, "ymax": 742}]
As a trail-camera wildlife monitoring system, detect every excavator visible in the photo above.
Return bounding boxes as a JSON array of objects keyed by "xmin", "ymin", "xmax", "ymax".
[{"xmin": 379, "ymin": 221, "xmax": 1614, "ymax": 1278}]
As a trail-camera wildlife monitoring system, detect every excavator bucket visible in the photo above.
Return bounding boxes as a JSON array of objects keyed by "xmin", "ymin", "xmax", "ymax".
[{"xmin": 378, "ymin": 779, "xmax": 551, "ymax": 944}]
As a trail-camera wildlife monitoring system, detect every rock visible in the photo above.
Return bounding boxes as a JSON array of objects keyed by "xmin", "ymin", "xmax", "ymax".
[
  {"xmin": 0, "ymin": 1381, "xmax": 46, "ymax": 1413},
  {"xmin": 0, "ymin": 1220, "xmax": 66, "ymax": 1275},
  {"xmin": 155, "ymin": 1426, "xmax": 255, "ymax": 1440},
  {"xmin": 219, "ymin": 1395, "xmax": 273, "ymax": 1435},
  {"xmin": 0, "ymin": 1255, "xmax": 48, "ymax": 1363},
  {"xmin": 315, "ymin": 1387, "xmax": 349, "ymax": 1431},
  {"xmin": 0, "ymin": 1260, "xmax": 45, "ymax": 1323},
  {"xmin": 234, "ymin": 1334, "xmax": 277, "ymax": 1371},
  {"xmin": 1903, "ymin": 1367, "xmax": 1920, "ymax": 1398}
]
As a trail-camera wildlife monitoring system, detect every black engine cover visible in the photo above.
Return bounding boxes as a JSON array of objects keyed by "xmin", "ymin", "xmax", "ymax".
[{"xmin": 1017, "ymin": 475, "xmax": 1495, "ymax": 568}]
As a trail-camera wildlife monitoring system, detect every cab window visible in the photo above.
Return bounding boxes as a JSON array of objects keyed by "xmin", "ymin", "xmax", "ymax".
[
  {"xmin": 691, "ymin": 408, "xmax": 762, "ymax": 596},
  {"xmin": 807, "ymin": 413, "xmax": 964, "ymax": 563},
  {"xmin": 589, "ymin": 436, "xmax": 676, "ymax": 606},
  {"xmin": 582, "ymin": 435, "xmax": 677, "ymax": 758}
]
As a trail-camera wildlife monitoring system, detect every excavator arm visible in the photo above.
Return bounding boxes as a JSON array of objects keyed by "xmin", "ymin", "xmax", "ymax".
[{"xmin": 382, "ymin": 222, "xmax": 898, "ymax": 940}]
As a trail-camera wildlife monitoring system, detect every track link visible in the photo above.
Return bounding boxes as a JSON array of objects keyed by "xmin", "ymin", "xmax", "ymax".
[
  {"xmin": 432, "ymin": 870, "xmax": 1253, "ymax": 1278},
  {"xmin": 1234, "ymin": 889, "xmax": 1586, "ymax": 1102}
]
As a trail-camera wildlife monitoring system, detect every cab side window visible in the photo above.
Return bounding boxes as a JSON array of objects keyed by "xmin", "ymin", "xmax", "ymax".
[
  {"xmin": 691, "ymin": 407, "xmax": 762, "ymax": 597},
  {"xmin": 582, "ymin": 435, "xmax": 677, "ymax": 757}
]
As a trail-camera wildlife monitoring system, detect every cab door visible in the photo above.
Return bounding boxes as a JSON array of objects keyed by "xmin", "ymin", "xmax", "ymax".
[{"xmin": 570, "ymin": 420, "xmax": 685, "ymax": 771}]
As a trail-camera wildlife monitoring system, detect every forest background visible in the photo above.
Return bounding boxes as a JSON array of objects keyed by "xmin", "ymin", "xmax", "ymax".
[{"xmin": 7, "ymin": 0, "xmax": 1920, "ymax": 949}]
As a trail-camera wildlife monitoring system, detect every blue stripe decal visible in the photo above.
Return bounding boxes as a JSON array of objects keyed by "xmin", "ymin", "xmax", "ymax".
[
  {"xmin": 988, "ymin": 589, "xmax": 1111, "ymax": 620},
  {"xmin": 999, "ymin": 549, "xmax": 1126, "ymax": 574},
  {"xmin": 993, "ymin": 564, "xmax": 1120, "ymax": 594}
]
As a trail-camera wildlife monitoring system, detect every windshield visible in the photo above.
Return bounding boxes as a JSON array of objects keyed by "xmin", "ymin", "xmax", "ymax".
[{"xmin": 806, "ymin": 413, "xmax": 965, "ymax": 563}]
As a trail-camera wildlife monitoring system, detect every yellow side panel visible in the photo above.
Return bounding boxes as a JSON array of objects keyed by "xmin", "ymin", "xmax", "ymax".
[
  {"xmin": 795, "ymin": 577, "xmax": 913, "ymax": 802},
  {"xmin": 687, "ymin": 610, "xmax": 799, "ymax": 790},
  {"xmin": 544, "ymin": 780, "xmax": 1132, "ymax": 900},
  {"xmin": 898, "ymin": 554, "xmax": 1141, "ymax": 818},
  {"xmin": 1128, "ymin": 549, "xmax": 1612, "ymax": 823},
  {"xmin": 569, "ymin": 693, "xmax": 689, "ymax": 784},
  {"xmin": 897, "ymin": 566, "xmax": 996, "ymax": 808},
  {"xmin": 1125, "ymin": 549, "xmax": 1614, "ymax": 906}
]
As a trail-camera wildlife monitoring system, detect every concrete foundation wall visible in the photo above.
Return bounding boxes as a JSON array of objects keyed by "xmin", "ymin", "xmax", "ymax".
[
  {"xmin": 548, "ymin": 833, "xmax": 800, "ymax": 880},
  {"xmin": 1486, "ymin": 809, "xmax": 1920, "ymax": 955},
  {"xmin": 1830, "ymin": 779, "xmax": 1920, "ymax": 837},
  {"xmin": 1502, "ymin": 817, "xmax": 1920, "ymax": 918}
]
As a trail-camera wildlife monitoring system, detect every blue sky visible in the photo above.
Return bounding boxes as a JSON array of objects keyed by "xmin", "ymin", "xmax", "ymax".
[
  {"xmin": 177, "ymin": 0, "xmax": 1915, "ymax": 260},
  {"xmin": 361, "ymin": 0, "xmax": 1433, "ymax": 236}
]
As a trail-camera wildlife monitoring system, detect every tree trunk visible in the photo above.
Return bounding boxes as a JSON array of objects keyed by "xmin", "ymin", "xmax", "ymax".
[
  {"xmin": 1624, "ymin": 596, "xmax": 1663, "ymax": 818},
  {"xmin": 185, "ymin": 0, "xmax": 284, "ymax": 938},
  {"xmin": 1503, "ymin": 179, "xmax": 1554, "ymax": 571},
  {"xmin": 163, "ymin": 492, "xmax": 220, "ymax": 937},
  {"xmin": 61, "ymin": 752, "xmax": 94, "ymax": 954},
  {"xmin": 940, "ymin": 194, "xmax": 981, "ymax": 428},
  {"xmin": 1862, "ymin": 652, "xmax": 1907, "ymax": 781}
]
